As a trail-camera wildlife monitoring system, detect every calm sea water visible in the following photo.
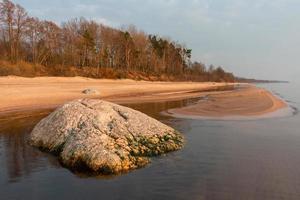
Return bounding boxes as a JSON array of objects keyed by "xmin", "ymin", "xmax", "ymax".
[{"xmin": 0, "ymin": 83, "xmax": 299, "ymax": 200}]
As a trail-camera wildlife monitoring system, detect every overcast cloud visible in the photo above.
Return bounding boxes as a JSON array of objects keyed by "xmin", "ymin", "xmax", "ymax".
[{"xmin": 13, "ymin": 0, "xmax": 300, "ymax": 81}]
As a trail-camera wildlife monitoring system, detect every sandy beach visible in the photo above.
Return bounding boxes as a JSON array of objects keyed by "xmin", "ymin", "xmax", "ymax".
[
  {"xmin": 0, "ymin": 76, "xmax": 234, "ymax": 114},
  {"xmin": 0, "ymin": 76, "xmax": 287, "ymax": 117}
]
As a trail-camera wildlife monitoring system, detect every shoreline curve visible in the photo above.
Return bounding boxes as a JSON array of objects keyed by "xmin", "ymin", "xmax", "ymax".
[
  {"xmin": 0, "ymin": 76, "xmax": 290, "ymax": 120},
  {"xmin": 0, "ymin": 76, "xmax": 236, "ymax": 115}
]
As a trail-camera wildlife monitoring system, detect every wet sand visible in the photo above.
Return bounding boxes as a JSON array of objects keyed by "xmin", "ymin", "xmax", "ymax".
[{"xmin": 168, "ymin": 85, "xmax": 288, "ymax": 119}]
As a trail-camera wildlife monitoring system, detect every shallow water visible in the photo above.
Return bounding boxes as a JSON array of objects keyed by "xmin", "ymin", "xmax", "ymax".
[{"xmin": 0, "ymin": 83, "xmax": 299, "ymax": 200}]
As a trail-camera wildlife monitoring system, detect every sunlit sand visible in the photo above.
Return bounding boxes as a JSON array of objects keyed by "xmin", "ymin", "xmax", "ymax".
[
  {"xmin": 167, "ymin": 85, "xmax": 289, "ymax": 120},
  {"xmin": 0, "ymin": 76, "xmax": 287, "ymax": 119}
]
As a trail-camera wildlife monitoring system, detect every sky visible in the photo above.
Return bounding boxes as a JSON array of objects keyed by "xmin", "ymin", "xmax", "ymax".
[{"xmin": 13, "ymin": 0, "xmax": 300, "ymax": 81}]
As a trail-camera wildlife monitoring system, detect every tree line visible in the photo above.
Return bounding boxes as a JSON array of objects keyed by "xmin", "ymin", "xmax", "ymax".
[{"xmin": 0, "ymin": 0, "xmax": 235, "ymax": 82}]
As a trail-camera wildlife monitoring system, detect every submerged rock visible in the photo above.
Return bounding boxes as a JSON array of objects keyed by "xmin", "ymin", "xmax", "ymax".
[{"xmin": 29, "ymin": 99, "xmax": 183, "ymax": 174}]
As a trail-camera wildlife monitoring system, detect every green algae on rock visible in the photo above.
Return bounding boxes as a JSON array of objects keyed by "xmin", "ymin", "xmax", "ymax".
[{"xmin": 29, "ymin": 99, "xmax": 183, "ymax": 174}]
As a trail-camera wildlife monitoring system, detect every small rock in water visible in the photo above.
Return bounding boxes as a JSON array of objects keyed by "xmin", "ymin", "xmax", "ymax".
[
  {"xmin": 29, "ymin": 99, "xmax": 183, "ymax": 175},
  {"xmin": 82, "ymin": 88, "xmax": 100, "ymax": 95}
]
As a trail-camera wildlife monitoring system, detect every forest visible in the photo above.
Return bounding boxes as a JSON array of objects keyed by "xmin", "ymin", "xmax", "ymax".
[{"xmin": 0, "ymin": 0, "xmax": 235, "ymax": 82}]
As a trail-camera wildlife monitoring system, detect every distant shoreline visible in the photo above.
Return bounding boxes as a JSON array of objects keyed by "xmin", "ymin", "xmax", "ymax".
[{"xmin": 0, "ymin": 76, "xmax": 287, "ymax": 119}]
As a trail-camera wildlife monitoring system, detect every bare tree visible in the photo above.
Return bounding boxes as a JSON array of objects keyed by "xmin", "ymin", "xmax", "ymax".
[
  {"xmin": 13, "ymin": 3, "xmax": 28, "ymax": 61},
  {"xmin": 0, "ymin": 0, "xmax": 235, "ymax": 82},
  {"xmin": 0, "ymin": 0, "xmax": 15, "ymax": 61}
]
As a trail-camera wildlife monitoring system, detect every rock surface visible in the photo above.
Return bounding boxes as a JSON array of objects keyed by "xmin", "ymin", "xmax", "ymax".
[
  {"xmin": 29, "ymin": 99, "xmax": 183, "ymax": 174},
  {"xmin": 82, "ymin": 88, "xmax": 100, "ymax": 95}
]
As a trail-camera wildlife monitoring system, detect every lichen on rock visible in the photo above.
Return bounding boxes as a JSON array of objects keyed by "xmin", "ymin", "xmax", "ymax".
[{"xmin": 29, "ymin": 99, "xmax": 184, "ymax": 174}]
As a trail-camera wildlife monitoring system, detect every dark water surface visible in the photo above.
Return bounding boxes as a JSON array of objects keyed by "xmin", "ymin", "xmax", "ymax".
[{"xmin": 0, "ymin": 83, "xmax": 299, "ymax": 200}]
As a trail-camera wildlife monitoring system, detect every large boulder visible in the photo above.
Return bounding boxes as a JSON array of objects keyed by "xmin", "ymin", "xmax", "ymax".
[{"xmin": 29, "ymin": 99, "xmax": 183, "ymax": 174}]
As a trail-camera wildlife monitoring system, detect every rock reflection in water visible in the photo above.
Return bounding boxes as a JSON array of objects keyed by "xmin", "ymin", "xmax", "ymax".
[{"xmin": 0, "ymin": 98, "xmax": 195, "ymax": 183}]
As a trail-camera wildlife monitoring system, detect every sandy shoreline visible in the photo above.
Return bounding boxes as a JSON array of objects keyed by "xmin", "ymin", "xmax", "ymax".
[
  {"xmin": 167, "ymin": 85, "xmax": 288, "ymax": 119},
  {"xmin": 0, "ymin": 76, "xmax": 287, "ymax": 118},
  {"xmin": 0, "ymin": 76, "xmax": 235, "ymax": 114}
]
